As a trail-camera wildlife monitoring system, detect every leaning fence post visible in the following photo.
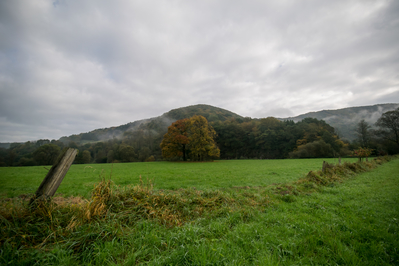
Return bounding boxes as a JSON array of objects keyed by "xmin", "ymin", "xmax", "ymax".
[{"xmin": 30, "ymin": 148, "xmax": 77, "ymax": 206}]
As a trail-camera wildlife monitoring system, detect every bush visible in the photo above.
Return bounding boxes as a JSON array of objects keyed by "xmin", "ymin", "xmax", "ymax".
[
  {"xmin": 289, "ymin": 140, "xmax": 334, "ymax": 158},
  {"xmin": 145, "ymin": 155, "xmax": 155, "ymax": 162},
  {"xmin": 18, "ymin": 157, "xmax": 36, "ymax": 166}
]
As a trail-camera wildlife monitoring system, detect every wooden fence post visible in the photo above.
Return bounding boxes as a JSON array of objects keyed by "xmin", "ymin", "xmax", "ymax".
[
  {"xmin": 322, "ymin": 161, "xmax": 326, "ymax": 174},
  {"xmin": 30, "ymin": 148, "xmax": 77, "ymax": 205}
]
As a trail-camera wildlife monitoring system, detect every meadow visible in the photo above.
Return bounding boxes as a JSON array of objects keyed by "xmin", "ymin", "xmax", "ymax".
[
  {"xmin": 0, "ymin": 158, "xmax": 357, "ymax": 199},
  {"xmin": 1, "ymin": 157, "xmax": 398, "ymax": 265}
]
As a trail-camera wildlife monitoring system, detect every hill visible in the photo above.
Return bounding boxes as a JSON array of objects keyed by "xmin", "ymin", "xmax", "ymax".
[
  {"xmin": 281, "ymin": 103, "xmax": 399, "ymax": 141},
  {"xmin": 59, "ymin": 104, "xmax": 243, "ymax": 144},
  {"xmin": 3, "ymin": 103, "xmax": 397, "ymax": 146}
]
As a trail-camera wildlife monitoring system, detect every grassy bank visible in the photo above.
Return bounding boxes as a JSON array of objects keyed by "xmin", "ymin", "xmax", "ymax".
[
  {"xmin": 0, "ymin": 158, "xmax": 358, "ymax": 198},
  {"xmin": 1, "ymin": 157, "xmax": 398, "ymax": 265}
]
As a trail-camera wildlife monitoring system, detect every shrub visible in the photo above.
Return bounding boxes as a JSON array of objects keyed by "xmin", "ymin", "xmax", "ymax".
[
  {"xmin": 352, "ymin": 147, "xmax": 373, "ymax": 162},
  {"xmin": 145, "ymin": 155, "xmax": 155, "ymax": 162},
  {"xmin": 289, "ymin": 140, "xmax": 334, "ymax": 158}
]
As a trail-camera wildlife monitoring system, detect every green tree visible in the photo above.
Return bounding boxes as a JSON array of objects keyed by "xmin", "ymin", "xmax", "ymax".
[
  {"xmin": 107, "ymin": 150, "xmax": 114, "ymax": 163},
  {"xmin": 6, "ymin": 150, "xmax": 17, "ymax": 166},
  {"xmin": 82, "ymin": 150, "xmax": 91, "ymax": 164},
  {"xmin": 95, "ymin": 150, "xmax": 107, "ymax": 163},
  {"xmin": 119, "ymin": 145, "xmax": 137, "ymax": 162},
  {"xmin": 33, "ymin": 144, "xmax": 61, "ymax": 165},
  {"xmin": 289, "ymin": 140, "xmax": 334, "ymax": 158},
  {"xmin": 375, "ymin": 108, "xmax": 399, "ymax": 145},
  {"xmin": 213, "ymin": 119, "xmax": 246, "ymax": 159},
  {"xmin": 138, "ymin": 147, "xmax": 151, "ymax": 162},
  {"xmin": 18, "ymin": 157, "xmax": 36, "ymax": 166},
  {"xmin": 68, "ymin": 141, "xmax": 79, "ymax": 149},
  {"xmin": 187, "ymin": 115, "xmax": 220, "ymax": 161},
  {"xmin": 0, "ymin": 148, "xmax": 7, "ymax": 166},
  {"xmin": 355, "ymin": 119, "xmax": 371, "ymax": 147},
  {"xmin": 35, "ymin": 139, "xmax": 50, "ymax": 147}
]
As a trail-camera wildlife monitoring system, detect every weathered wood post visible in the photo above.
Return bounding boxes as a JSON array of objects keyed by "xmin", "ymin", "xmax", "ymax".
[
  {"xmin": 322, "ymin": 161, "xmax": 326, "ymax": 174},
  {"xmin": 30, "ymin": 148, "xmax": 77, "ymax": 206},
  {"xmin": 338, "ymin": 157, "xmax": 341, "ymax": 165}
]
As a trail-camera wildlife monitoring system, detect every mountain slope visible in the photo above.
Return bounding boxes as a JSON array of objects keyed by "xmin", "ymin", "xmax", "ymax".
[
  {"xmin": 281, "ymin": 103, "xmax": 399, "ymax": 141},
  {"xmin": 59, "ymin": 104, "xmax": 243, "ymax": 144},
  {"xmin": 29, "ymin": 103, "xmax": 399, "ymax": 145}
]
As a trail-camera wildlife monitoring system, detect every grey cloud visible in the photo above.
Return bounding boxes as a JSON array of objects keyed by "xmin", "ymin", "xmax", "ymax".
[{"xmin": 0, "ymin": 0, "xmax": 398, "ymax": 142}]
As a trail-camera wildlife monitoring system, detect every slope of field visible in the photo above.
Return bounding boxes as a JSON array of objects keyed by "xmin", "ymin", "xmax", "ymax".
[{"xmin": 0, "ymin": 158, "xmax": 357, "ymax": 198}]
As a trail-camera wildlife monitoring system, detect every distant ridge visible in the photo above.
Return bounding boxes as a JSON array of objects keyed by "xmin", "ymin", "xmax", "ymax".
[
  {"xmin": 281, "ymin": 103, "xmax": 399, "ymax": 141},
  {"xmin": 58, "ymin": 104, "xmax": 243, "ymax": 144},
  {"xmin": 2, "ymin": 103, "xmax": 397, "ymax": 146}
]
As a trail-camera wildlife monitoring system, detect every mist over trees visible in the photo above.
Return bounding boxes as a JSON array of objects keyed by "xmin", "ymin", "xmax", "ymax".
[
  {"xmin": 0, "ymin": 106, "xmax": 397, "ymax": 167},
  {"xmin": 347, "ymin": 108, "xmax": 399, "ymax": 155}
]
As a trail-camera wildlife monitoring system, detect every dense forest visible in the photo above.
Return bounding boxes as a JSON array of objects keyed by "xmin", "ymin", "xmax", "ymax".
[{"xmin": 0, "ymin": 105, "xmax": 397, "ymax": 166}]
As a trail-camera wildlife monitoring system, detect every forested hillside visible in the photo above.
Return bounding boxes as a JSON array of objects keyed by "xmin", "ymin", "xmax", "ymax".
[
  {"xmin": 213, "ymin": 117, "xmax": 346, "ymax": 159},
  {"xmin": 282, "ymin": 103, "xmax": 399, "ymax": 141},
  {"xmin": 57, "ymin": 104, "xmax": 242, "ymax": 144},
  {"xmin": 0, "ymin": 105, "xmax": 245, "ymax": 166},
  {"xmin": 0, "ymin": 103, "xmax": 398, "ymax": 166}
]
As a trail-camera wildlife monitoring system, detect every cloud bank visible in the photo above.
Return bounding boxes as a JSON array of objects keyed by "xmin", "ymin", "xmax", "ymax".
[{"xmin": 0, "ymin": 0, "xmax": 398, "ymax": 142}]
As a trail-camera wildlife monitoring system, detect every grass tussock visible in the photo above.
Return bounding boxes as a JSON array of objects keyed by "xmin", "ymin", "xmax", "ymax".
[{"xmin": 110, "ymin": 175, "xmax": 271, "ymax": 227}]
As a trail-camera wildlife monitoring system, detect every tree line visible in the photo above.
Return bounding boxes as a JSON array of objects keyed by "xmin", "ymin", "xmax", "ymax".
[
  {"xmin": 0, "ymin": 129, "xmax": 164, "ymax": 167},
  {"xmin": 0, "ymin": 108, "xmax": 397, "ymax": 166},
  {"xmin": 213, "ymin": 116, "xmax": 348, "ymax": 159}
]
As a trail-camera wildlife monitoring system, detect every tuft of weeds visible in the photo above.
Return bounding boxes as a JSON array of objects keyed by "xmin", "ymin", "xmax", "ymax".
[
  {"xmin": 109, "ymin": 177, "xmax": 268, "ymax": 227},
  {"xmin": 83, "ymin": 176, "xmax": 112, "ymax": 221}
]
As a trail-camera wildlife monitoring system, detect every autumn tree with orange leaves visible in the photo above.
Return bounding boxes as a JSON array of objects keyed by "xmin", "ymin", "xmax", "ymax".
[
  {"xmin": 160, "ymin": 118, "xmax": 190, "ymax": 161},
  {"xmin": 160, "ymin": 115, "xmax": 220, "ymax": 161}
]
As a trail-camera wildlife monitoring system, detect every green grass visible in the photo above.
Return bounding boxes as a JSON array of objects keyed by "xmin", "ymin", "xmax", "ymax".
[
  {"xmin": 1, "ymin": 157, "xmax": 398, "ymax": 265},
  {"xmin": 0, "ymin": 158, "xmax": 358, "ymax": 198}
]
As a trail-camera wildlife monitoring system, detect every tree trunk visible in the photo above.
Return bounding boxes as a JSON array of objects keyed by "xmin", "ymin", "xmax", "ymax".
[{"xmin": 182, "ymin": 144, "xmax": 186, "ymax": 161}]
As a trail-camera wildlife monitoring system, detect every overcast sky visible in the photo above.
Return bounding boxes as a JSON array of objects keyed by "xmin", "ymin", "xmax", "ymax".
[{"xmin": 1, "ymin": 0, "xmax": 398, "ymax": 142}]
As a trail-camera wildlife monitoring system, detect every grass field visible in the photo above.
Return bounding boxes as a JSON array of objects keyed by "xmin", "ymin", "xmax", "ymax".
[
  {"xmin": 1, "ymin": 157, "xmax": 398, "ymax": 265},
  {"xmin": 0, "ymin": 158, "xmax": 358, "ymax": 198}
]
